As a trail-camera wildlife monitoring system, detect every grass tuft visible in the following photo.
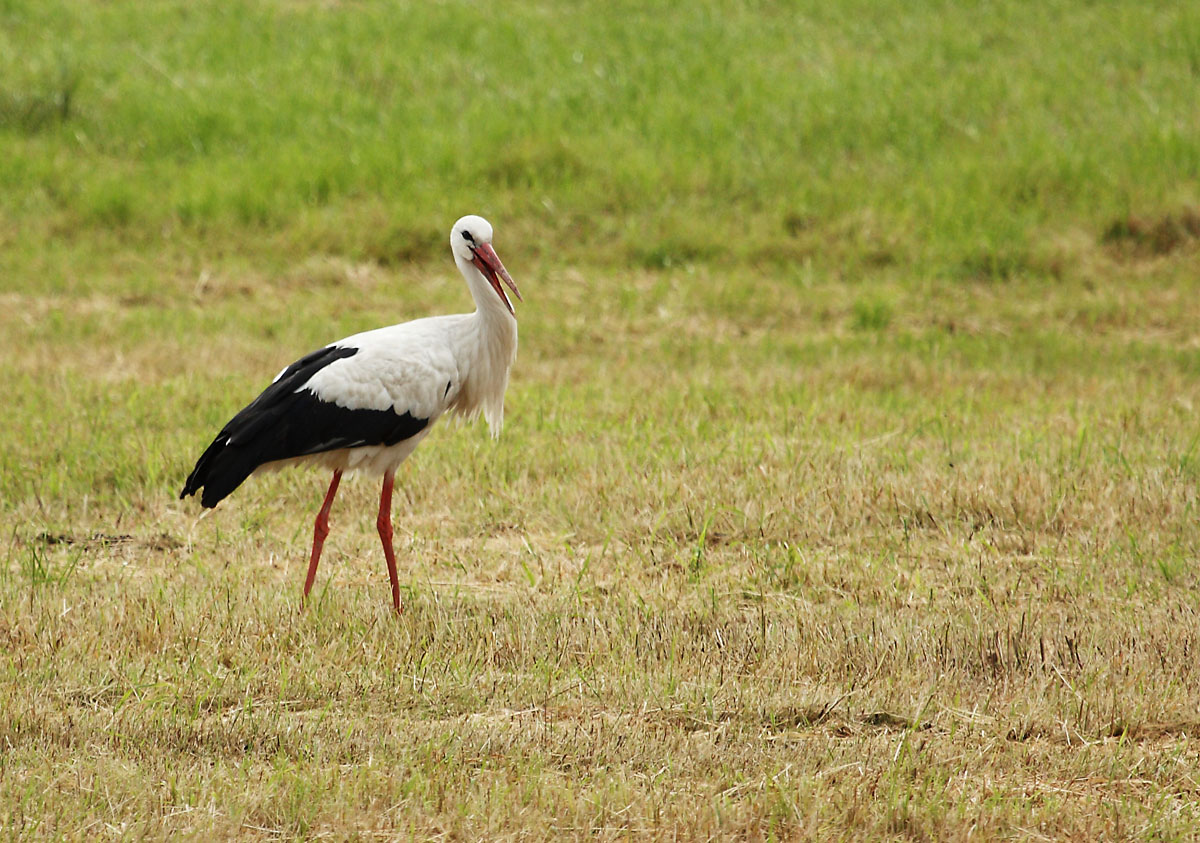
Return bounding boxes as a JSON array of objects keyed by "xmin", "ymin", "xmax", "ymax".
[
  {"xmin": 0, "ymin": 61, "xmax": 78, "ymax": 133},
  {"xmin": 1102, "ymin": 207, "xmax": 1200, "ymax": 257}
]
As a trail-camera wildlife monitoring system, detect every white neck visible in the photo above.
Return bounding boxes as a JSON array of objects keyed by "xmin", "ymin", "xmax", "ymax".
[{"xmin": 451, "ymin": 253, "xmax": 519, "ymax": 436}]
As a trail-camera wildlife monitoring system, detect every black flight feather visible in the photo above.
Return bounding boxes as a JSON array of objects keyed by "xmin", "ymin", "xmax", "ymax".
[{"xmin": 180, "ymin": 345, "xmax": 428, "ymax": 508}]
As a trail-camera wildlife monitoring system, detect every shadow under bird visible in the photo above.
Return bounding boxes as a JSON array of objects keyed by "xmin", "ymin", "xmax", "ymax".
[{"xmin": 180, "ymin": 215, "xmax": 522, "ymax": 613}]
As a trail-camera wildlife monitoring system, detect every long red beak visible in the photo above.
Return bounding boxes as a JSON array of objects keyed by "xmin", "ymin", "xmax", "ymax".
[{"xmin": 471, "ymin": 243, "xmax": 522, "ymax": 315}]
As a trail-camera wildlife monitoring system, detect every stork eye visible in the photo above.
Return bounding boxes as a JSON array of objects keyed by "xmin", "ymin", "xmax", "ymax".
[{"xmin": 461, "ymin": 230, "xmax": 475, "ymax": 244}]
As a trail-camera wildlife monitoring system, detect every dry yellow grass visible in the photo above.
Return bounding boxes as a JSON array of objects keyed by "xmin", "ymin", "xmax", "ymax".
[{"xmin": 4, "ymin": 236, "xmax": 1200, "ymax": 838}]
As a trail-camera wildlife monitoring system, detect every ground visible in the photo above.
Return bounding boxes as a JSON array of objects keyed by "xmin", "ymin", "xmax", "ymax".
[{"xmin": 2, "ymin": 1, "xmax": 1200, "ymax": 839}]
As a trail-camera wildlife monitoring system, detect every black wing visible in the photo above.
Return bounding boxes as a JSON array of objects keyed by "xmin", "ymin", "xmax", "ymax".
[{"xmin": 180, "ymin": 345, "xmax": 428, "ymax": 508}]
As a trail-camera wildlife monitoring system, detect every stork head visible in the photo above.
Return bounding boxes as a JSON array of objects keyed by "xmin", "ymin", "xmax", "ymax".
[{"xmin": 451, "ymin": 215, "xmax": 523, "ymax": 315}]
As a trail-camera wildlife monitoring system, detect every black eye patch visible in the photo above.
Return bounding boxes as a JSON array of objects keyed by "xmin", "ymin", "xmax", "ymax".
[{"xmin": 461, "ymin": 230, "xmax": 475, "ymax": 243}]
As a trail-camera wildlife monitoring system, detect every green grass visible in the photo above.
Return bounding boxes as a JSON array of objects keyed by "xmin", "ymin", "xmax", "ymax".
[
  {"xmin": 3, "ymin": 0, "xmax": 1200, "ymax": 838},
  {"xmin": 3, "ymin": 0, "xmax": 1198, "ymax": 279}
]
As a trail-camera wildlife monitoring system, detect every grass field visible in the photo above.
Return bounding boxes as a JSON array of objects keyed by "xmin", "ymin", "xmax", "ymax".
[{"xmin": 3, "ymin": 0, "xmax": 1200, "ymax": 838}]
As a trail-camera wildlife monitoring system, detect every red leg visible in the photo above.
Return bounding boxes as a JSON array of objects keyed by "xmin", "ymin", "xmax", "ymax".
[
  {"xmin": 377, "ymin": 468, "xmax": 402, "ymax": 614},
  {"xmin": 303, "ymin": 469, "xmax": 342, "ymax": 607}
]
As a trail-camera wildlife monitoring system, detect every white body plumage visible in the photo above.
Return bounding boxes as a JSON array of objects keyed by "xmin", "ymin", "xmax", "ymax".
[{"xmin": 274, "ymin": 306, "xmax": 518, "ymax": 477}]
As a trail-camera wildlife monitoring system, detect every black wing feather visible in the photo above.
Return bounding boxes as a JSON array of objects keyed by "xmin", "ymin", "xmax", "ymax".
[{"xmin": 180, "ymin": 345, "xmax": 429, "ymax": 508}]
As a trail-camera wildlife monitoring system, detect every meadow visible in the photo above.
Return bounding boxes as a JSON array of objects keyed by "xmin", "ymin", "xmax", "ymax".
[{"xmin": 2, "ymin": 0, "xmax": 1200, "ymax": 838}]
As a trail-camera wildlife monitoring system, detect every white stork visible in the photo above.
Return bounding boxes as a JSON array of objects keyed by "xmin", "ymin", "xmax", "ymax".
[{"xmin": 180, "ymin": 215, "xmax": 521, "ymax": 614}]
